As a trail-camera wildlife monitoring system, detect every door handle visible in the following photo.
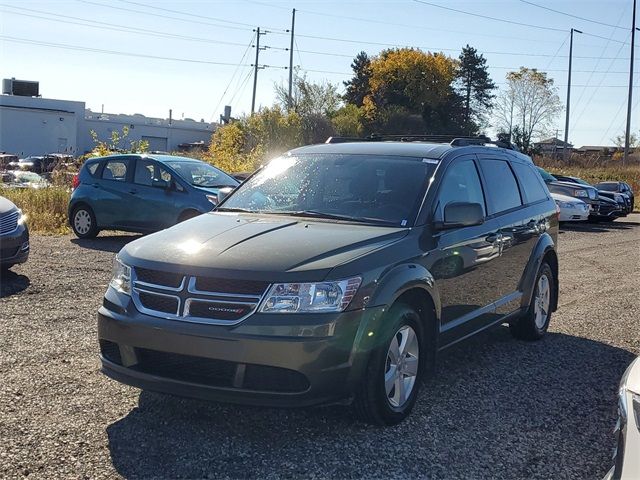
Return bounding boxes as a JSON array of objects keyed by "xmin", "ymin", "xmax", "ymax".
[
  {"xmin": 129, "ymin": 189, "xmax": 138, "ymax": 195},
  {"xmin": 92, "ymin": 183, "xmax": 100, "ymax": 188}
]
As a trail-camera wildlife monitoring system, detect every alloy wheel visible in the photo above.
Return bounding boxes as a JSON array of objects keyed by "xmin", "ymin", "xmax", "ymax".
[
  {"xmin": 385, "ymin": 325, "xmax": 420, "ymax": 408},
  {"xmin": 534, "ymin": 274, "xmax": 551, "ymax": 329}
]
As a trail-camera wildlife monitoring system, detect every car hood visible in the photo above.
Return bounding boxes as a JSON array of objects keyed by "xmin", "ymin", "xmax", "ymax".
[
  {"xmin": 551, "ymin": 192, "xmax": 584, "ymax": 204},
  {"xmin": 119, "ymin": 213, "xmax": 409, "ymax": 281},
  {"xmin": 0, "ymin": 195, "xmax": 17, "ymax": 214}
]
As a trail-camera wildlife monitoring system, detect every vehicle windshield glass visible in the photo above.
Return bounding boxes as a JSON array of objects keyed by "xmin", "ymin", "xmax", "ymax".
[
  {"xmin": 220, "ymin": 154, "xmax": 436, "ymax": 226},
  {"xmin": 595, "ymin": 182, "xmax": 618, "ymax": 191},
  {"xmin": 165, "ymin": 161, "xmax": 237, "ymax": 188},
  {"xmin": 13, "ymin": 171, "xmax": 44, "ymax": 183},
  {"xmin": 537, "ymin": 167, "xmax": 556, "ymax": 183}
]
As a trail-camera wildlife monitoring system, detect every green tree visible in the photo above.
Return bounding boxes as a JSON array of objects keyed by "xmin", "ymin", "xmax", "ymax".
[
  {"xmin": 495, "ymin": 67, "xmax": 562, "ymax": 153},
  {"xmin": 344, "ymin": 51, "xmax": 371, "ymax": 107},
  {"xmin": 456, "ymin": 45, "xmax": 496, "ymax": 134},
  {"xmin": 89, "ymin": 126, "xmax": 148, "ymax": 156}
]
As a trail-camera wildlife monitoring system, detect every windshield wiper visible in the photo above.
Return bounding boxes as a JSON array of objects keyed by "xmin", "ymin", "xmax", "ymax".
[
  {"xmin": 273, "ymin": 210, "xmax": 398, "ymax": 226},
  {"xmin": 216, "ymin": 207, "xmax": 257, "ymax": 213}
]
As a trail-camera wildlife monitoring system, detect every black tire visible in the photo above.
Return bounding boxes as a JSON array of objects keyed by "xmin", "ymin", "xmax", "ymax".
[
  {"xmin": 178, "ymin": 209, "xmax": 201, "ymax": 223},
  {"xmin": 510, "ymin": 262, "xmax": 555, "ymax": 341},
  {"xmin": 354, "ymin": 303, "xmax": 426, "ymax": 425},
  {"xmin": 71, "ymin": 204, "xmax": 99, "ymax": 239}
]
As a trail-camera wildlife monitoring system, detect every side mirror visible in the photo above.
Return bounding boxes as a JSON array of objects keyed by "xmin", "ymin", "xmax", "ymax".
[{"xmin": 437, "ymin": 202, "xmax": 485, "ymax": 229}]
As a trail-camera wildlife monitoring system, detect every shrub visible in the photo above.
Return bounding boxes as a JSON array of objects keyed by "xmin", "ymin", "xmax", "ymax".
[{"xmin": 1, "ymin": 187, "xmax": 71, "ymax": 234}]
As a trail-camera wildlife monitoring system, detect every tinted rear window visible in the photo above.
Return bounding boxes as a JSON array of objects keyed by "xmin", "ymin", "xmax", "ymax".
[
  {"xmin": 480, "ymin": 159, "xmax": 523, "ymax": 214},
  {"xmin": 511, "ymin": 162, "xmax": 549, "ymax": 203}
]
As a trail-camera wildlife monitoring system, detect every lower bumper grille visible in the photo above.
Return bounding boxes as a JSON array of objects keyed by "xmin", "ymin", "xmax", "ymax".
[{"xmin": 100, "ymin": 343, "xmax": 310, "ymax": 393}]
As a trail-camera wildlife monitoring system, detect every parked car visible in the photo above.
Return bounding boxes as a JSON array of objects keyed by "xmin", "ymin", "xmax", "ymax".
[
  {"xmin": 98, "ymin": 136, "xmax": 559, "ymax": 425},
  {"xmin": 536, "ymin": 167, "xmax": 602, "ymax": 221},
  {"xmin": 1, "ymin": 170, "xmax": 50, "ymax": 189},
  {"xmin": 595, "ymin": 181, "xmax": 635, "ymax": 213},
  {"xmin": 604, "ymin": 356, "xmax": 640, "ymax": 479},
  {"xmin": 68, "ymin": 154, "xmax": 239, "ymax": 238},
  {"xmin": 553, "ymin": 174, "xmax": 631, "ymax": 215},
  {"xmin": 0, "ymin": 196, "xmax": 29, "ymax": 270},
  {"xmin": 551, "ymin": 193, "xmax": 589, "ymax": 222},
  {"xmin": 593, "ymin": 196, "xmax": 624, "ymax": 222}
]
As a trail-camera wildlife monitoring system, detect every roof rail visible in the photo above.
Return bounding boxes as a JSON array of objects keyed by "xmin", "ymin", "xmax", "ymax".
[{"xmin": 325, "ymin": 134, "xmax": 519, "ymax": 151}]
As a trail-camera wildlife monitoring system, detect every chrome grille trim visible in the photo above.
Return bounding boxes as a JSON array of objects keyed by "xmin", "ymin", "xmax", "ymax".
[
  {"xmin": 0, "ymin": 211, "xmax": 20, "ymax": 235},
  {"xmin": 129, "ymin": 268, "xmax": 270, "ymax": 325}
]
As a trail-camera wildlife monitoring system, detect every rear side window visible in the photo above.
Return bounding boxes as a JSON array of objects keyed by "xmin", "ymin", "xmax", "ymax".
[
  {"xmin": 86, "ymin": 162, "xmax": 100, "ymax": 176},
  {"xmin": 480, "ymin": 159, "xmax": 522, "ymax": 215},
  {"xmin": 511, "ymin": 162, "xmax": 549, "ymax": 204},
  {"xmin": 102, "ymin": 159, "xmax": 129, "ymax": 182},
  {"xmin": 435, "ymin": 158, "xmax": 486, "ymax": 220}
]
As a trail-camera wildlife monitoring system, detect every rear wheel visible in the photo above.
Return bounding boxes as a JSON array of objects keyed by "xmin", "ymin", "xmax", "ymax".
[
  {"xmin": 354, "ymin": 303, "xmax": 425, "ymax": 425},
  {"xmin": 510, "ymin": 262, "xmax": 554, "ymax": 341},
  {"xmin": 71, "ymin": 205, "xmax": 99, "ymax": 239}
]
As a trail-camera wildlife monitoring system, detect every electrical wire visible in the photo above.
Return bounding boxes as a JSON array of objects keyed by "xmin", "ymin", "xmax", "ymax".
[{"xmin": 518, "ymin": 0, "xmax": 628, "ymax": 30}]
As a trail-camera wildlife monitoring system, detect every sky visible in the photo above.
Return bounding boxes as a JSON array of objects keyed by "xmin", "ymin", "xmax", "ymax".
[{"xmin": 0, "ymin": 0, "xmax": 637, "ymax": 147}]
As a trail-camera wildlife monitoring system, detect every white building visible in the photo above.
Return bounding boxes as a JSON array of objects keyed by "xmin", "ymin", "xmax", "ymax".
[{"xmin": 0, "ymin": 87, "xmax": 217, "ymax": 157}]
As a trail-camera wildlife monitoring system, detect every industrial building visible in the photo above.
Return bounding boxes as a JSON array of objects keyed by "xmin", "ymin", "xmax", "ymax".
[{"xmin": 0, "ymin": 78, "xmax": 217, "ymax": 157}]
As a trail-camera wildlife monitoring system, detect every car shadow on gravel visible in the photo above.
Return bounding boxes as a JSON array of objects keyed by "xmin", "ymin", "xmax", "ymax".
[
  {"xmin": 560, "ymin": 219, "xmax": 640, "ymax": 233},
  {"xmin": 0, "ymin": 270, "xmax": 30, "ymax": 298},
  {"xmin": 105, "ymin": 327, "xmax": 635, "ymax": 479},
  {"xmin": 71, "ymin": 234, "xmax": 143, "ymax": 253}
]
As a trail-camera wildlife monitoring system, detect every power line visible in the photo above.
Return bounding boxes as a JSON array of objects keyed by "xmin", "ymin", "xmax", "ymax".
[
  {"xmin": 518, "ymin": 0, "xmax": 628, "ymax": 30},
  {"xmin": 411, "ymin": 0, "xmax": 566, "ymax": 32}
]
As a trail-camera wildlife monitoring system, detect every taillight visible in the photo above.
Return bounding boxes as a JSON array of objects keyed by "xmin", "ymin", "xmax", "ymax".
[{"xmin": 72, "ymin": 174, "xmax": 80, "ymax": 190}]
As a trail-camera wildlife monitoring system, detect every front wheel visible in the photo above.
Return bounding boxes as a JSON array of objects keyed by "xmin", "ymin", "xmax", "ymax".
[
  {"xmin": 71, "ymin": 205, "xmax": 99, "ymax": 239},
  {"xmin": 354, "ymin": 303, "xmax": 425, "ymax": 425},
  {"xmin": 510, "ymin": 262, "xmax": 555, "ymax": 341}
]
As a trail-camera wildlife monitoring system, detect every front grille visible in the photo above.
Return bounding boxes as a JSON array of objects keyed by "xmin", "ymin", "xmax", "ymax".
[
  {"xmin": 194, "ymin": 276, "xmax": 269, "ymax": 296},
  {"xmin": 133, "ymin": 348, "xmax": 236, "ymax": 388},
  {"xmin": 126, "ymin": 347, "xmax": 310, "ymax": 393},
  {"xmin": 100, "ymin": 340, "xmax": 122, "ymax": 365},
  {"xmin": 138, "ymin": 291, "xmax": 179, "ymax": 314},
  {"xmin": 0, "ymin": 211, "xmax": 19, "ymax": 235},
  {"xmin": 134, "ymin": 267, "xmax": 183, "ymax": 288},
  {"xmin": 187, "ymin": 300, "xmax": 256, "ymax": 321}
]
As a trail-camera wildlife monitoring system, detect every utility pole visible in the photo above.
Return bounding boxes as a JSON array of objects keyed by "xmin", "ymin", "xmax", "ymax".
[
  {"xmin": 251, "ymin": 27, "xmax": 267, "ymax": 115},
  {"xmin": 624, "ymin": 0, "xmax": 637, "ymax": 165},
  {"xmin": 288, "ymin": 8, "xmax": 296, "ymax": 109},
  {"xmin": 564, "ymin": 27, "xmax": 582, "ymax": 161}
]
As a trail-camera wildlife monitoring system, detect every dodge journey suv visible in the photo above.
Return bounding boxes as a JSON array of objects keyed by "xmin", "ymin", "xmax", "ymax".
[{"xmin": 98, "ymin": 136, "xmax": 559, "ymax": 425}]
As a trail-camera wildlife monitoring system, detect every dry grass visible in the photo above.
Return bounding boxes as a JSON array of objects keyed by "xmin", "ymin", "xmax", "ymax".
[{"xmin": 1, "ymin": 187, "xmax": 71, "ymax": 234}]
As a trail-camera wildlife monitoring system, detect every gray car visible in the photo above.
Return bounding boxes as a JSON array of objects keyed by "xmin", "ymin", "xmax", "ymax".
[
  {"xmin": 98, "ymin": 137, "xmax": 559, "ymax": 425},
  {"xmin": 0, "ymin": 196, "xmax": 29, "ymax": 269}
]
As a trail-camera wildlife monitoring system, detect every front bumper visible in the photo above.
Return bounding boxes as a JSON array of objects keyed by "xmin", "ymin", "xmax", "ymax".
[
  {"xmin": 558, "ymin": 203, "xmax": 589, "ymax": 222},
  {"xmin": 0, "ymin": 223, "xmax": 29, "ymax": 267},
  {"xmin": 98, "ymin": 297, "xmax": 387, "ymax": 407}
]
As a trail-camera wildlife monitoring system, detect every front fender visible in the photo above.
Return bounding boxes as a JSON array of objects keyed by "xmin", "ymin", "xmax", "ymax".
[{"xmin": 519, "ymin": 232, "xmax": 558, "ymax": 311}]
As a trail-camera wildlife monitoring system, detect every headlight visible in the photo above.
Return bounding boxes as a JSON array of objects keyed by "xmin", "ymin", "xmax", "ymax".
[
  {"xmin": 206, "ymin": 194, "xmax": 218, "ymax": 206},
  {"xmin": 109, "ymin": 256, "xmax": 131, "ymax": 295},
  {"xmin": 574, "ymin": 189, "xmax": 588, "ymax": 198},
  {"xmin": 614, "ymin": 194, "xmax": 624, "ymax": 202},
  {"xmin": 17, "ymin": 209, "xmax": 27, "ymax": 226},
  {"xmin": 618, "ymin": 359, "xmax": 640, "ymax": 432},
  {"xmin": 555, "ymin": 201, "xmax": 576, "ymax": 208},
  {"xmin": 260, "ymin": 277, "xmax": 362, "ymax": 313}
]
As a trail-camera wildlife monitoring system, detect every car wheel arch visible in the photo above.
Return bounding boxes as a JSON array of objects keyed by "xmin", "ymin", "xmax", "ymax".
[
  {"xmin": 70, "ymin": 201, "xmax": 97, "ymax": 226},
  {"xmin": 518, "ymin": 233, "xmax": 558, "ymax": 312}
]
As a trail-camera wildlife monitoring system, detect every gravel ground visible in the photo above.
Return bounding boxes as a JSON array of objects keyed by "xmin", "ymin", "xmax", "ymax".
[{"xmin": 1, "ymin": 216, "xmax": 639, "ymax": 479}]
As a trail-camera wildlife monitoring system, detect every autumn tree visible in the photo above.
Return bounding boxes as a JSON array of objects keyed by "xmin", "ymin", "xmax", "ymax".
[
  {"xmin": 495, "ymin": 67, "xmax": 562, "ymax": 153},
  {"xmin": 455, "ymin": 45, "xmax": 495, "ymax": 134},
  {"xmin": 344, "ymin": 51, "xmax": 371, "ymax": 107}
]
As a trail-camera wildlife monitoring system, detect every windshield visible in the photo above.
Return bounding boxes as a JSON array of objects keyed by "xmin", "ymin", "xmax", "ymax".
[
  {"xmin": 219, "ymin": 154, "xmax": 436, "ymax": 226},
  {"xmin": 536, "ymin": 167, "xmax": 556, "ymax": 183},
  {"xmin": 166, "ymin": 161, "xmax": 237, "ymax": 188},
  {"xmin": 595, "ymin": 182, "xmax": 618, "ymax": 191},
  {"xmin": 13, "ymin": 171, "xmax": 44, "ymax": 183}
]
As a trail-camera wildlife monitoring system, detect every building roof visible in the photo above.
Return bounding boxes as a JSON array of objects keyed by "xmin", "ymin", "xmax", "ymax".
[{"xmin": 534, "ymin": 137, "xmax": 573, "ymax": 147}]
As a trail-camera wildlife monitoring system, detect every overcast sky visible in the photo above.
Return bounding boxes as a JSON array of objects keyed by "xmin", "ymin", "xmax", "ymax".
[{"xmin": 1, "ymin": 0, "xmax": 637, "ymax": 147}]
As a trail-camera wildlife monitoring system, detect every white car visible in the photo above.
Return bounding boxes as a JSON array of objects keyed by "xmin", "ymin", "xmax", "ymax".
[
  {"xmin": 551, "ymin": 192, "xmax": 589, "ymax": 221},
  {"xmin": 605, "ymin": 357, "xmax": 640, "ymax": 479}
]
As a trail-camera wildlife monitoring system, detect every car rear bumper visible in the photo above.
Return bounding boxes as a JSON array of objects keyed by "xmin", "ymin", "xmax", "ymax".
[
  {"xmin": 98, "ymin": 300, "xmax": 387, "ymax": 407},
  {"xmin": 0, "ymin": 224, "xmax": 29, "ymax": 266}
]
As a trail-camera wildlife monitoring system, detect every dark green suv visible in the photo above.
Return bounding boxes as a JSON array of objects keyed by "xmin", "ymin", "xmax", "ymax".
[{"xmin": 98, "ymin": 137, "xmax": 559, "ymax": 425}]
